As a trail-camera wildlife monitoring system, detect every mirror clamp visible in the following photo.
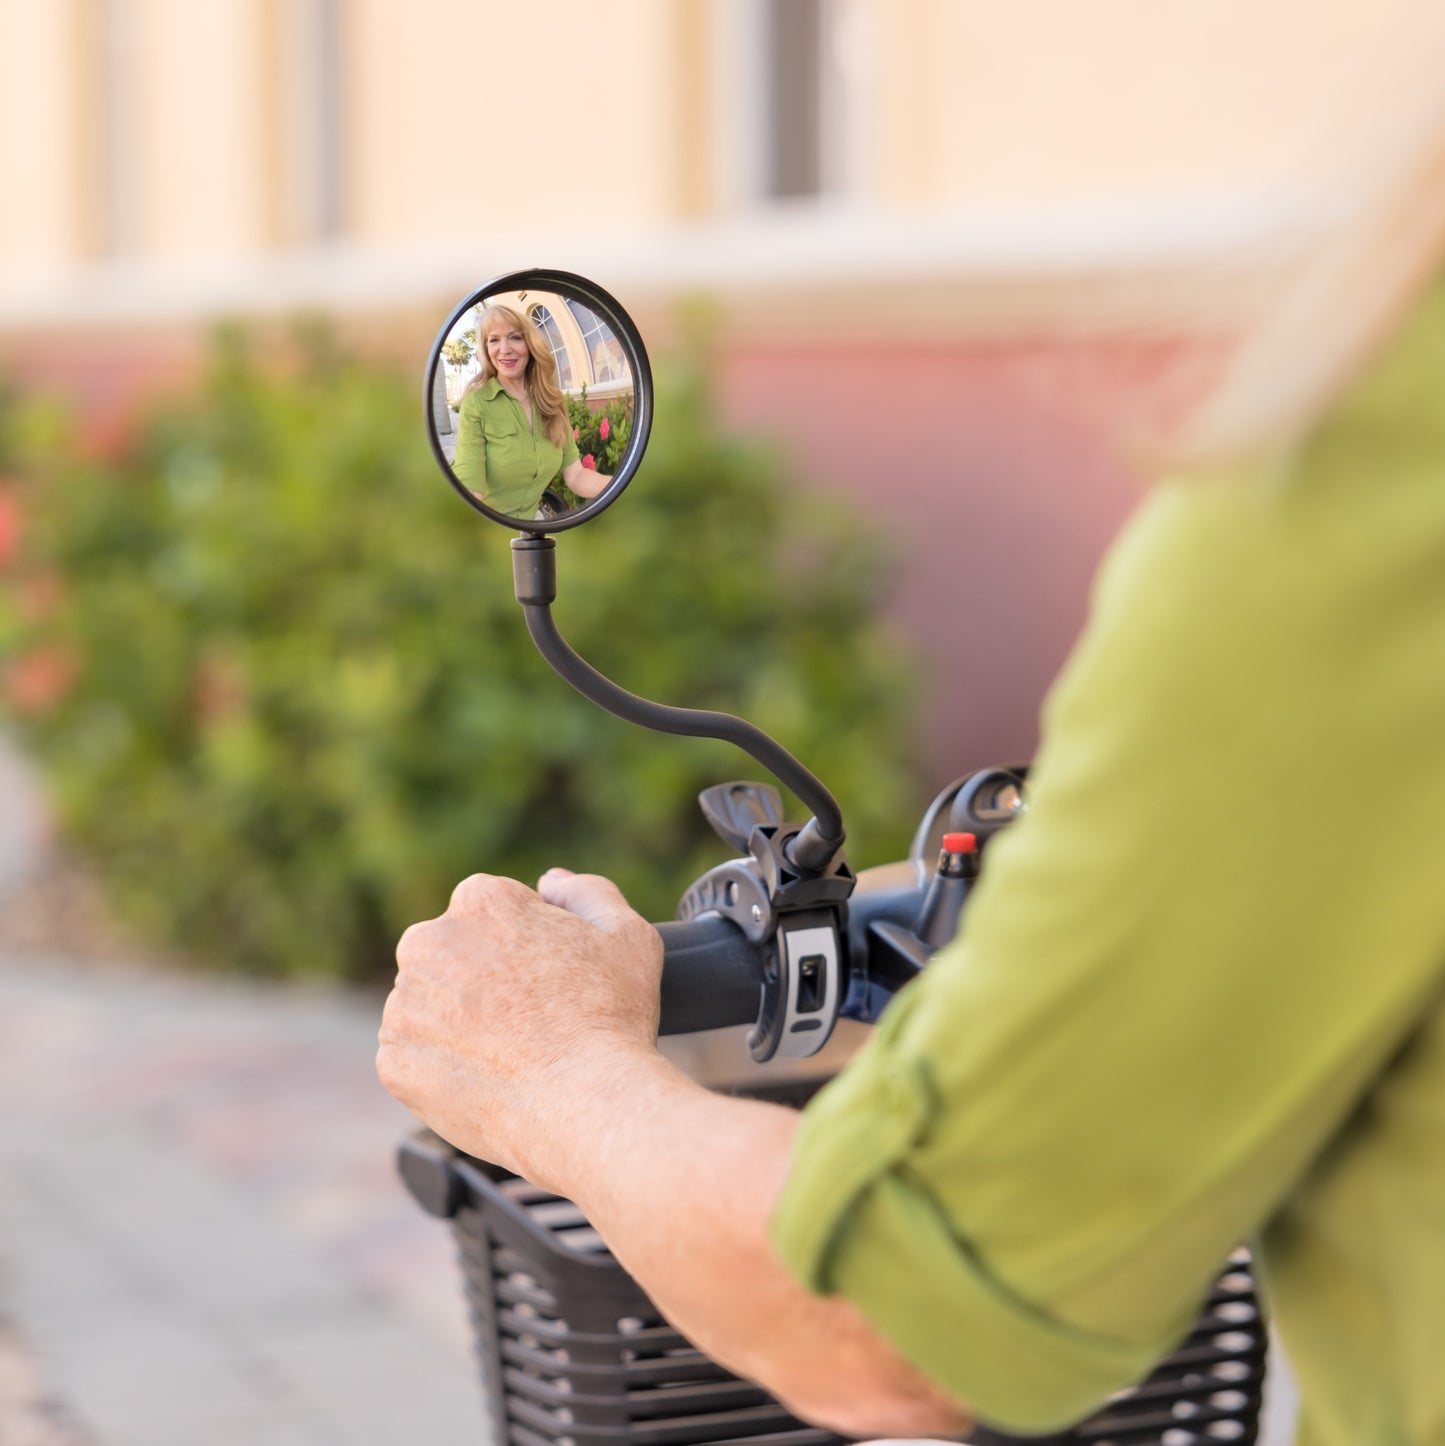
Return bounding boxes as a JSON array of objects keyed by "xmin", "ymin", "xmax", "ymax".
[{"xmin": 511, "ymin": 535, "xmax": 557, "ymax": 606}]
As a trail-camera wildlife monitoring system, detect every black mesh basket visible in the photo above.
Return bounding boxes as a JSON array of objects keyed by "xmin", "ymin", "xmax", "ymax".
[
  {"xmin": 969, "ymin": 1254, "xmax": 1268, "ymax": 1445},
  {"xmin": 400, "ymin": 1092, "xmax": 1266, "ymax": 1446}
]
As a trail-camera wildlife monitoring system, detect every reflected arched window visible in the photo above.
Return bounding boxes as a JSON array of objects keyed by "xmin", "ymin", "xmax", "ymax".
[
  {"xmin": 566, "ymin": 300, "xmax": 630, "ymax": 387},
  {"xmin": 529, "ymin": 304, "xmax": 574, "ymax": 390}
]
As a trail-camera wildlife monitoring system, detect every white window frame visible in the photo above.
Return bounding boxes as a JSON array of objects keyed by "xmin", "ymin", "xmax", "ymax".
[{"xmin": 710, "ymin": 0, "xmax": 868, "ymax": 212}]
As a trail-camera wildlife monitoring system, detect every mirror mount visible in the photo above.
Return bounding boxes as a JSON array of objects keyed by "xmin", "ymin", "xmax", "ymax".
[{"xmin": 510, "ymin": 536, "xmax": 847, "ymax": 874}]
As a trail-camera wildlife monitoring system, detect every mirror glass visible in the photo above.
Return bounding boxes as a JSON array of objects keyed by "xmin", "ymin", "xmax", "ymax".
[{"xmin": 426, "ymin": 271, "xmax": 651, "ymax": 531}]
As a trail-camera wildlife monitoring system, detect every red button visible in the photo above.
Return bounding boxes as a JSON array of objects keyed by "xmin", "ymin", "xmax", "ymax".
[{"xmin": 941, "ymin": 831, "xmax": 978, "ymax": 854}]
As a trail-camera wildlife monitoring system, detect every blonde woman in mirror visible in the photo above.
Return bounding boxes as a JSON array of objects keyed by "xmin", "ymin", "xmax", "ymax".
[{"xmin": 451, "ymin": 304, "xmax": 612, "ymax": 518}]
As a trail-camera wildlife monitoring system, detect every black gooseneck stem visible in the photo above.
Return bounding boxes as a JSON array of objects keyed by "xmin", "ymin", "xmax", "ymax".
[{"xmin": 512, "ymin": 535, "xmax": 844, "ymax": 871}]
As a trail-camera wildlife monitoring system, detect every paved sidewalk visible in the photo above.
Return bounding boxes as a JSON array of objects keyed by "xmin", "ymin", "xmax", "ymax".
[
  {"xmin": 0, "ymin": 735, "xmax": 487, "ymax": 1445},
  {"xmin": 0, "ymin": 950, "xmax": 488, "ymax": 1446}
]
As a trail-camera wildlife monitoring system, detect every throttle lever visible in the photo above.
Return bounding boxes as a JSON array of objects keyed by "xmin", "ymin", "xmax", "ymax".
[{"xmin": 698, "ymin": 781, "xmax": 785, "ymax": 851}]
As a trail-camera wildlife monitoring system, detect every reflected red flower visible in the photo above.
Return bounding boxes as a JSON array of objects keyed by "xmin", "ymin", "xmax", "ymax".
[
  {"xmin": 573, "ymin": 427, "xmax": 580, "ymax": 441},
  {"xmin": 581, "ymin": 454, "xmax": 596, "ymax": 470},
  {"xmin": 4, "ymin": 646, "xmax": 80, "ymax": 717},
  {"xmin": 598, "ymin": 417, "xmax": 610, "ymax": 441}
]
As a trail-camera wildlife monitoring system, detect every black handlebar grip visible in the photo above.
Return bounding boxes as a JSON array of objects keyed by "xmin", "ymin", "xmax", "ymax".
[{"xmin": 655, "ymin": 915, "xmax": 765, "ymax": 1035}]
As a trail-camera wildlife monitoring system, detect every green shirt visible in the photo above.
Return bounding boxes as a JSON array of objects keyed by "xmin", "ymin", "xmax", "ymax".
[
  {"xmin": 772, "ymin": 293, "xmax": 1445, "ymax": 1442},
  {"xmin": 452, "ymin": 377, "xmax": 580, "ymax": 518}
]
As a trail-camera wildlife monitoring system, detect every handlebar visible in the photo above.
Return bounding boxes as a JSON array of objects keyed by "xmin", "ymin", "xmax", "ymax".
[
  {"xmin": 653, "ymin": 770, "xmax": 1021, "ymax": 1041},
  {"xmin": 655, "ymin": 860, "xmax": 928, "ymax": 1038},
  {"xmin": 655, "ymin": 916, "xmax": 765, "ymax": 1035}
]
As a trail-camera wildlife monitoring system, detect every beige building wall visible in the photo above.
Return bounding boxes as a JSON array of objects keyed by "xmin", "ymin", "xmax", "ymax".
[
  {"xmin": 922, "ymin": 0, "xmax": 1444, "ymax": 209},
  {"xmin": 0, "ymin": 1, "xmax": 94, "ymax": 274},
  {"xmin": 343, "ymin": 0, "xmax": 696, "ymax": 244},
  {"xmin": 133, "ymin": 0, "xmax": 275, "ymax": 260},
  {"xmin": 2, "ymin": 0, "xmax": 1443, "ymax": 451},
  {"xmin": 4, "ymin": 1, "xmax": 1442, "ymax": 288}
]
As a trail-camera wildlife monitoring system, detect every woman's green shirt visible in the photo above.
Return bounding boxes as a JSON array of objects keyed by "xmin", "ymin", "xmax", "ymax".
[{"xmin": 451, "ymin": 377, "xmax": 580, "ymax": 518}]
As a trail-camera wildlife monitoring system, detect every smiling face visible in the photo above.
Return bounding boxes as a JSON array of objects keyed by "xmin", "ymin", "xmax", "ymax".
[{"xmin": 484, "ymin": 315, "xmax": 532, "ymax": 386}]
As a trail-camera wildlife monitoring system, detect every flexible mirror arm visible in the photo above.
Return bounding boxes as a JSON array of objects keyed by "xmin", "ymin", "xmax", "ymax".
[{"xmin": 511, "ymin": 536, "xmax": 845, "ymax": 872}]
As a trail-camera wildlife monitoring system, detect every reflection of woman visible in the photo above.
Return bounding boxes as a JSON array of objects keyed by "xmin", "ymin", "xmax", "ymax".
[{"xmin": 451, "ymin": 305, "xmax": 612, "ymax": 518}]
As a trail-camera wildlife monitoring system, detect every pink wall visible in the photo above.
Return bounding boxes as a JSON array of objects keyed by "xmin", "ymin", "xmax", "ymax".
[
  {"xmin": 5, "ymin": 319, "xmax": 1227, "ymax": 782},
  {"xmin": 717, "ymin": 336, "xmax": 1226, "ymax": 777},
  {"xmin": 2, "ymin": 329, "xmax": 203, "ymax": 460}
]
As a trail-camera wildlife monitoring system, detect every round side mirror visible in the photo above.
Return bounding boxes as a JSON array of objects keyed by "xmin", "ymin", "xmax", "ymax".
[{"xmin": 425, "ymin": 269, "xmax": 652, "ymax": 532}]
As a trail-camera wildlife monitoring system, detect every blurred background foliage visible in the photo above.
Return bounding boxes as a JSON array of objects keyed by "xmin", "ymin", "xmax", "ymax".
[{"xmin": 0, "ymin": 324, "xmax": 920, "ymax": 983}]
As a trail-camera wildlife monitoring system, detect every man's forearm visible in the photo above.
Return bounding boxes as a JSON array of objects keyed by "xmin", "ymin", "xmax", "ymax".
[{"xmin": 516, "ymin": 1047, "xmax": 974, "ymax": 1440}]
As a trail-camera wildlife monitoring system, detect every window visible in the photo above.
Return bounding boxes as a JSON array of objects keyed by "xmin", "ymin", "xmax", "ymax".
[
  {"xmin": 713, "ymin": 0, "xmax": 865, "ymax": 209},
  {"xmin": 566, "ymin": 300, "xmax": 630, "ymax": 387},
  {"xmin": 281, "ymin": 0, "xmax": 346, "ymax": 242},
  {"xmin": 311, "ymin": 0, "xmax": 345, "ymax": 239},
  {"xmin": 764, "ymin": 0, "xmax": 824, "ymax": 198},
  {"xmin": 529, "ymin": 304, "xmax": 574, "ymax": 390},
  {"xmin": 93, "ymin": 0, "xmax": 141, "ymax": 255}
]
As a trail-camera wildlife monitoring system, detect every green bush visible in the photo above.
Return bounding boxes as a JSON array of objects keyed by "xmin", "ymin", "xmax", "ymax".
[
  {"xmin": 569, "ymin": 388, "xmax": 631, "ymax": 472},
  {"xmin": 0, "ymin": 325, "xmax": 919, "ymax": 982},
  {"xmin": 542, "ymin": 389, "xmax": 633, "ymax": 511}
]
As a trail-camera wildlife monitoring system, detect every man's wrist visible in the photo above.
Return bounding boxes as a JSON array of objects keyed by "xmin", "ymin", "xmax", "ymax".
[{"xmin": 514, "ymin": 1043, "xmax": 695, "ymax": 1198}]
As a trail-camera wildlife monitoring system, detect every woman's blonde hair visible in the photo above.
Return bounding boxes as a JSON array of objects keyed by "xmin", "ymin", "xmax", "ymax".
[{"xmin": 466, "ymin": 304, "xmax": 570, "ymax": 449}]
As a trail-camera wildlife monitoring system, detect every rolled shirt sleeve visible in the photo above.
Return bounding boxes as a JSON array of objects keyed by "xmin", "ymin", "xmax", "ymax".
[
  {"xmin": 771, "ymin": 470, "xmax": 1445, "ymax": 1432},
  {"xmin": 772, "ymin": 985, "xmax": 1171, "ymax": 1429}
]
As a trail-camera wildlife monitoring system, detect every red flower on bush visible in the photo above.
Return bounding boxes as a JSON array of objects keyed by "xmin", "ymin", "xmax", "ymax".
[
  {"xmin": 581, "ymin": 454, "xmax": 596, "ymax": 470},
  {"xmin": 573, "ymin": 427, "xmax": 580, "ymax": 441},
  {"xmin": 3, "ymin": 646, "xmax": 79, "ymax": 717},
  {"xmin": 598, "ymin": 417, "xmax": 610, "ymax": 441},
  {"xmin": 0, "ymin": 491, "xmax": 20, "ymax": 567}
]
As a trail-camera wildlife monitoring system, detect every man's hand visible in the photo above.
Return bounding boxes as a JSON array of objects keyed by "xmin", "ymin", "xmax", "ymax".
[
  {"xmin": 377, "ymin": 866, "xmax": 972, "ymax": 1437},
  {"xmin": 376, "ymin": 868, "xmax": 663, "ymax": 1180}
]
